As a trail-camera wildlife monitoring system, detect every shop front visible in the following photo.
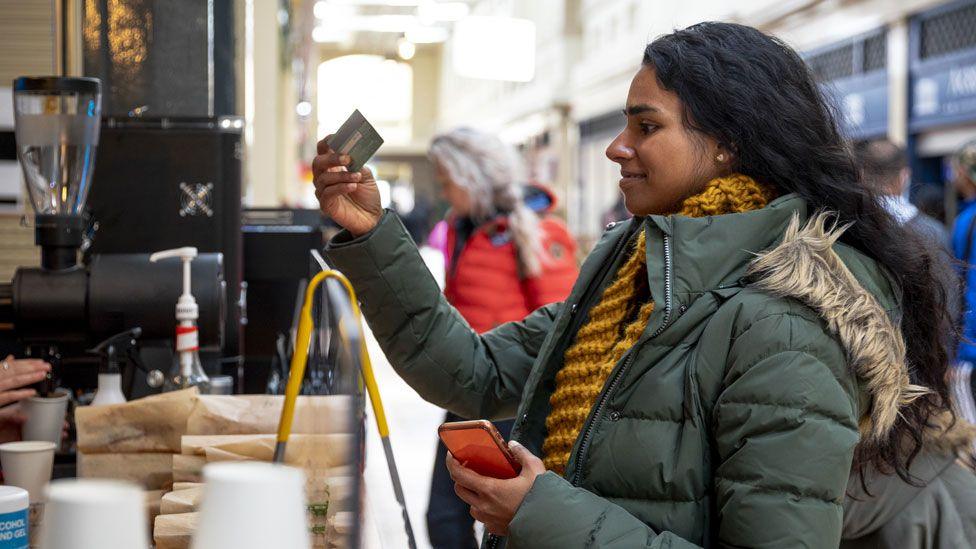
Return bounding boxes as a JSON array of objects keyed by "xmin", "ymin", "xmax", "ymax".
[
  {"xmin": 909, "ymin": 0, "xmax": 976, "ymax": 221},
  {"xmin": 806, "ymin": 29, "xmax": 890, "ymax": 143}
]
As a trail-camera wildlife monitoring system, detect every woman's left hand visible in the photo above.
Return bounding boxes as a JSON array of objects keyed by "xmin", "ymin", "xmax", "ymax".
[{"xmin": 446, "ymin": 440, "xmax": 546, "ymax": 536}]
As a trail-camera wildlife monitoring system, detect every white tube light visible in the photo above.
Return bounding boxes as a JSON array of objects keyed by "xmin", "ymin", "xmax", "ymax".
[{"xmin": 452, "ymin": 16, "xmax": 535, "ymax": 82}]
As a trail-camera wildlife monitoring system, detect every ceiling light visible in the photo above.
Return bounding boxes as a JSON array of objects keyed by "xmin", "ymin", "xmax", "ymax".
[
  {"xmin": 324, "ymin": 0, "xmax": 420, "ymax": 6},
  {"xmin": 397, "ymin": 38, "xmax": 416, "ymax": 60},
  {"xmin": 404, "ymin": 26, "xmax": 449, "ymax": 43},
  {"xmin": 317, "ymin": 14, "xmax": 418, "ymax": 33},
  {"xmin": 312, "ymin": 26, "xmax": 353, "ymax": 43},
  {"xmin": 313, "ymin": 1, "xmax": 355, "ymax": 20},
  {"xmin": 418, "ymin": 2, "xmax": 469, "ymax": 23},
  {"xmin": 452, "ymin": 16, "xmax": 535, "ymax": 82}
]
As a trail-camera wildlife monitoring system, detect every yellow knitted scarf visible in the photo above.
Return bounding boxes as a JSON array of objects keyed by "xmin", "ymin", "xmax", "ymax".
[{"xmin": 542, "ymin": 174, "xmax": 777, "ymax": 474}]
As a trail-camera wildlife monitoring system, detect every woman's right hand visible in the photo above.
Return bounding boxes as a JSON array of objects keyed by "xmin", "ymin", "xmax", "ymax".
[{"xmin": 312, "ymin": 136, "xmax": 383, "ymax": 237}]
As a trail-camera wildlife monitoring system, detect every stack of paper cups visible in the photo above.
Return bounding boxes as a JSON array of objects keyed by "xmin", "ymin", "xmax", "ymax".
[
  {"xmin": 39, "ymin": 479, "xmax": 148, "ymax": 549},
  {"xmin": 0, "ymin": 486, "xmax": 29, "ymax": 548},
  {"xmin": 192, "ymin": 462, "xmax": 311, "ymax": 549}
]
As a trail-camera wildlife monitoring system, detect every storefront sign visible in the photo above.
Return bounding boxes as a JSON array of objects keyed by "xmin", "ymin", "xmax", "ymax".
[
  {"xmin": 822, "ymin": 72, "xmax": 889, "ymax": 140},
  {"xmin": 910, "ymin": 49, "xmax": 976, "ymax": 131}
]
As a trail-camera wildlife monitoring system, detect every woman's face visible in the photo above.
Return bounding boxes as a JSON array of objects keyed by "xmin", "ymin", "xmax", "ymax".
[
  {"xmin": 435, "ymin": 160, "xmax": 472, "ymax": 217},
  {"xmin": 606, "ymin": 66, "xmax": 729, "ymax": 216}
]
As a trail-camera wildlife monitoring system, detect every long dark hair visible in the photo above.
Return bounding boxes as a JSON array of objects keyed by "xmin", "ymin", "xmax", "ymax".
[{"xmin": 644, "ymin": 22, "xmax": 955, "ymax": 480}]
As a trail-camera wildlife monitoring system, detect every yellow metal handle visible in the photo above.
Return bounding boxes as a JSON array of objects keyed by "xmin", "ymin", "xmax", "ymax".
[{"xmin": 275, "ymin": 270, "xmax": 390, "ymax": 449}]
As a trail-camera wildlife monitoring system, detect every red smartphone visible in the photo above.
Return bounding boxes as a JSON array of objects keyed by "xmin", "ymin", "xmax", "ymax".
[{"xmin": 438, "ymin": 420, "xmax": 522, "ymax": 479}]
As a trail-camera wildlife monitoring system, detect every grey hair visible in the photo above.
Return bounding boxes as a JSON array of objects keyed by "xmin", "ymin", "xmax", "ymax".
[{"xmin": 429, "ymin": 127, "xmax": 543, "ymax": 276}]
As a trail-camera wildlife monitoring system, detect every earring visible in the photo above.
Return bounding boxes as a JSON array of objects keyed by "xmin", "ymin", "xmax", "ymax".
[{"xmin": 716, "ymin": 153, "xmax": 726, "ymax": 162}]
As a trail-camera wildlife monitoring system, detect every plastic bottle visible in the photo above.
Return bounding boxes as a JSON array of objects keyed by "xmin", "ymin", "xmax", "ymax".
[
  {"xmin": 150, "ymin": 247, "xmax": 211, "ymax": 394},
  {"xmin": 89, "ymin": 328, "xmax": 141, "ymax": 406}
]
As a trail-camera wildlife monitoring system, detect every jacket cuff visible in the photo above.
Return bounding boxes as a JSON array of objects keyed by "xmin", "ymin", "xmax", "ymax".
[
  {"xmin": 508, "ymin": 472, "xmax": 685, "ymax": 548},
  {"xmin": 323, "ymin": 208, "xmax": 442, "ymax": 326},
  {"xmin": 507, "ymin": 472, "xmax": 607, "ymax": 546},
  {"xmin": 324, "ymin": 210, "xmax": 412, "ymax": 283},
  {"xmin": 326, "ymin": 209, "xmax": 397, "ymax": 249}
]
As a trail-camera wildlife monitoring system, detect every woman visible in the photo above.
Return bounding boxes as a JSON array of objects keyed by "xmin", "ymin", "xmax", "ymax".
[
  {"xmin": 313, "ymin": 23, "xmax": 963, "ymax": 548},
  {"xmin": 425, "ymin": 128, "xmax": 578, "ymax": 548},
  {"xmin": 428, "ymin": 128, "xmax": 577, "ymax": 334},
  {"xmin": 0, "ymin": 355, "xmax": 53, "ymax": 443}
]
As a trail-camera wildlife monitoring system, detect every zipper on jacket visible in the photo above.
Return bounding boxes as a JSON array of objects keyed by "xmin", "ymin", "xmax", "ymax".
[
  {"xmin": 491, "ymin": 225, "xmax": 633, "ymax": 549},
  {"xmin": 570, "ymin": 233, "xmax": 674, "ymax": 487}
]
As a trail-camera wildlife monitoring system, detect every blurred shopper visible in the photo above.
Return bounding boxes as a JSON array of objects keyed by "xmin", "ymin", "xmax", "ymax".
[
  {"xmin": 839, "ymin": 140, "xmax": 976, "ymax": 549},
  {"xmin": 915, "ymin": 183, "xmax": 948, "ymax": 225},
  {"xmin": 425, "ymin": 128, "xmax": 578, "ymax": 549},
  {"xmin": 951, "ymin": 139, "xmax": 976, "ymax": 430},
  {"xmin": 314, "ymin": 23, "xmax": 962, "ymax": 548},
  {"xmin": 855, "ymin": 139, "xmax": 948, "ymax": 244},
  {"xmin": 854, "ymin": 139, "xmax": 959, "ymax": 320}
]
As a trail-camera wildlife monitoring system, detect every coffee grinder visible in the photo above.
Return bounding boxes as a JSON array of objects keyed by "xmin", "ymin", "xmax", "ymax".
[
  {"xmin": 8, "ymin": 76, "xmax": 101, "ymax": 391},
  {"xmin": 1, "ymin": 76, "xmax": 227, "ymax": 398}
]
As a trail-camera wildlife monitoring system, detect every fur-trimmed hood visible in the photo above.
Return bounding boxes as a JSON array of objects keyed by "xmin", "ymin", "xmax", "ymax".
[{"xmin": 747, "ymin": 212, "xmax": 975, "ymax": 455}]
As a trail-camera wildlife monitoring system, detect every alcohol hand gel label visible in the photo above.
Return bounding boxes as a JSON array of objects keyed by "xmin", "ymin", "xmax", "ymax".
[{"xmin": 0, "ymin": 509, "xmax": 28, "ymax": 548}]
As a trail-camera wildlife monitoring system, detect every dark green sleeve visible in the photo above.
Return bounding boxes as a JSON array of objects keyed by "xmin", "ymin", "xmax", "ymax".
[
  {"xmin": 324, "ymin": 211, "xmax": 558, "ymax": 419},
  {"xmin": 508, "ymin": 473, "xmax": 700, "ymax": 548}
]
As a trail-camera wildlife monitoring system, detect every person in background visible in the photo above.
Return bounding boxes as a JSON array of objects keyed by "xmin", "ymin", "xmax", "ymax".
[
  {"xmin": 915, "ymin": 183, "xmax": 948, "ymax": 226},
  {"xmin": 854, "ymin": 139, "xmax": 958, "ymax": 320},
  {"xmin": 424, "ymin": 128, "xmax": 578, "ymax": 549},
  {"xmin": 951, "ymin": 139, "xmax": 976, "ymax": 432},
  {"xmin": 841, "ymin": 140, "xmax": 976, "ymax": 549},
  {"xmin": 855, "ymin": 139, "xmax": 948, "ymax": 244},
  {"xmin": 0, "ymin": 355, "xmax": 52, "ymax": 443}
]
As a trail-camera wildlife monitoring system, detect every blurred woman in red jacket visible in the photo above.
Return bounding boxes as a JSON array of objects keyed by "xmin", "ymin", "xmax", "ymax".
[{"xmin": 425, "ymin": 127, "xmax": 578, "ymax": 548}]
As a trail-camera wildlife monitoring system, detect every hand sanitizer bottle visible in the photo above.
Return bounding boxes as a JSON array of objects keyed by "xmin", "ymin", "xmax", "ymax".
[{"xmin": 150, "ymin": 247, "xmax": 211, "ymax": 394}]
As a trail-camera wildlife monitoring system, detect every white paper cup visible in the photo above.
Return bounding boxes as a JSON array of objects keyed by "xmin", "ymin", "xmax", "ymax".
[
  {"xmin": 0, "ymin": 486, "xmax": 29, "ymax": 548},
  {"xmin": 0, "ymin": 441, "xmax": 55, "ymax": 504},
  {"xmin": 38, "ymin": 479, "xmax": 148, "ymax": 549},
  {"xmin": 192, "ymin": 462, "xmax": 310, "ymax": 549},
  {"xmin": 21, "ymin": 390, "xmax": 69, "ymax": 447}
]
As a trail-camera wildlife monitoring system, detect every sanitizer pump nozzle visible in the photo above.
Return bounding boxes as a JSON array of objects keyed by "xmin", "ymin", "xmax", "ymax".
[{"xmin": 150, "ymin": 247, "xmax": 211, "ymax": 393}]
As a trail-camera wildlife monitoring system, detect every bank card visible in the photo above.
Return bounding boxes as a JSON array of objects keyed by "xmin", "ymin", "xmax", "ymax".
[{"xmin": 327, "ymin": 109, "xmax": 384, "ymax": 172}]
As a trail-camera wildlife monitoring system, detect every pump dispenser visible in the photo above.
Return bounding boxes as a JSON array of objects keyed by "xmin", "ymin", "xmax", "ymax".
[{"xmin": 150, "ymin": 247, "xmax": 211, "ymax": 393}]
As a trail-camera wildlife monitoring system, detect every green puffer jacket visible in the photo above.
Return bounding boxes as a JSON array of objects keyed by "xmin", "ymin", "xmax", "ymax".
[{"xmin": 325, "ymin": 194, "xmax": 921, "ymax": 548}]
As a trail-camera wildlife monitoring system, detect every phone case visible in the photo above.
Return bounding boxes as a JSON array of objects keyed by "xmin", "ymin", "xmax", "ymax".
[{"xmin": 438, "ymin": 420, "xmax": 521, "ymax": 479}]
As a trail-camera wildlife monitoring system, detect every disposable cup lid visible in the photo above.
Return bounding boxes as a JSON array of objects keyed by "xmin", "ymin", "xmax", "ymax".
[
  {"xmin": 203, "ymin": 461, "xmax": 305, "ymax": 487},
  {"xmin": 0, "ymin": 486, "xmax": 29, "ymax": 512},
  {"xmin": 0, "ymin": 441, "xmax": 57, "ymax": 453},
  {"xmin": 46, "ymin": 479, "xmax": 142, "ymax": 505},
  {"xmin": 27, "ymin": 390, "xmax": 69, "ymax": 403}
]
